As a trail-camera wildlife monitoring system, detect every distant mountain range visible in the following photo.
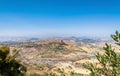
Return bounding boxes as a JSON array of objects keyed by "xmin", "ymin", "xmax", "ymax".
[
  {"xmin": 0, "ymin": 36, "xmax": 113, "ymax": 46},
  {"xmin": 0, "ymin": 37, "xmax": 112, "ymax": 42}
]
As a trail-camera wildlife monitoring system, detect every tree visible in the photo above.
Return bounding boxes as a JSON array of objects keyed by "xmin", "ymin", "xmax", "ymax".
[
  {"xmin": 85, "ymin": 31, "xmax": 120, "ymax": 76},
  {"xmin": 0, "ymin": 46, "xmax": 26, "ymax": 76}
]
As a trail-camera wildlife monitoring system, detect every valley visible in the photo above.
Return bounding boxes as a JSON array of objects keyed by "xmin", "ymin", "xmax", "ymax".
[{"xmin": 0, "ymin": 37, "xmax": 113, "ymax": 75}]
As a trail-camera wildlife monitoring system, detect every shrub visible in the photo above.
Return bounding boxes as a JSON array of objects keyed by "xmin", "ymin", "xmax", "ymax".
[
  {"xmin": 85, "ymin": 31, "xmax": 120, "ymax": 76},
  {"xmin": 0, "ymin": 46, "xmax": 26, "ymax": 76}
]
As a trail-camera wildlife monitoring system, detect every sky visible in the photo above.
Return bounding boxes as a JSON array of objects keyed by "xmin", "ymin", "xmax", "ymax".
[{"xmin": 0, "ymin": 0, "xmax": 120, "ymax": 38}]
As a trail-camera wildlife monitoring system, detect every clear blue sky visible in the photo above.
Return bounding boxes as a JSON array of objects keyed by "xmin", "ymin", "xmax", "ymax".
[{"xmin": 0, "ymin": 0, "xmax": 120, "ymax": 37}]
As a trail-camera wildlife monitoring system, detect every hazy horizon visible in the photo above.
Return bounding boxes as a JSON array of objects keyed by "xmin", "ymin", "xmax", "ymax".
[{"xmin": 0, "ymin": 0, "xmax": 120, "ymax": 37}]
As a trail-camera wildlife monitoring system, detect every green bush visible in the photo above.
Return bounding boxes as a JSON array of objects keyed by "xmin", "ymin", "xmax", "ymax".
[
  {"xmin": 70, "ymin": 71, "xmax": 84, "ymax": 76},
  {"xmin": 0, "ymin": 46, "xmax": 26, "ymax": 76},
  {"xmin": 86, "ymin": 31, "xmax": 120, "ymax": 76},
  {"xmin": 41, "ymin": 72, "xmax": 57, "ymax": 76},
  {"xmin": 29, "ymin": 73, "xmax": 40, "ymax": 76},
  {"xmin": 39, "ymin": 64, "xmax": 45, "ymax": 70}
]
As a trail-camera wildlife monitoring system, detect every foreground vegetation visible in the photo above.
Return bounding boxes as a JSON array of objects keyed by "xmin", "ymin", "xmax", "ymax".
[
  {"xmin": 0, "ymin": 46, "xmax": 26, "ymax": 76},
  {"xmin": 86, "ymin": 31, "xmax": 120, "ymax": 76}
]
